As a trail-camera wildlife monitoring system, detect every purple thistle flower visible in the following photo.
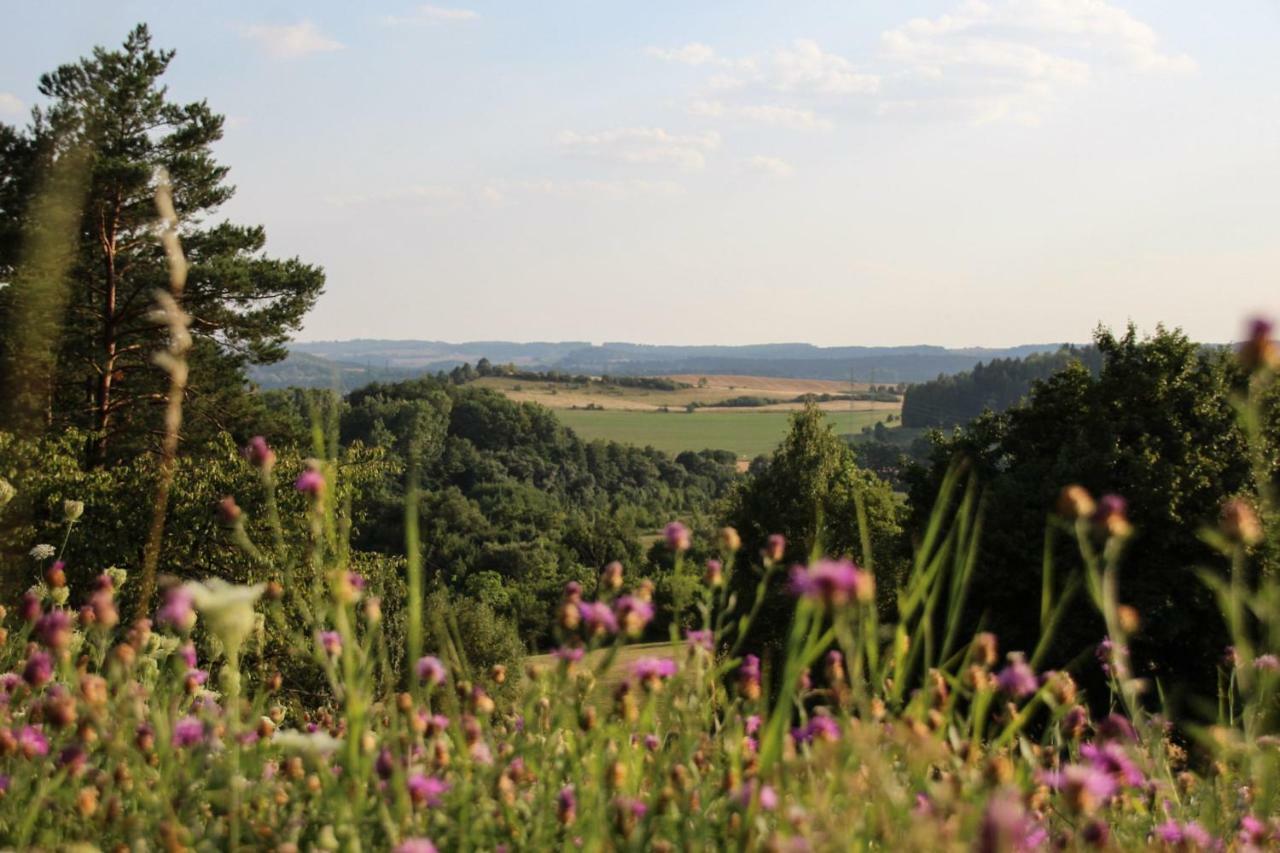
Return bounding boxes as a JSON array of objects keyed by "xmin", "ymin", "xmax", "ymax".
[
  {"xmin": 295, "ymin": 468, "xmax": 325, "ymax": 496},
  {"xmin": 319, "ymin": 630, "xmax": 342, "ymax": 656},
  {"xmin": 788, "ymin": 559, "xmax": 863, "ymax": 607},
  {"xmin": 244, "ymin": 436, "xmax": 275, "ymax": 470},
  {"xmin": 557, "ymin": 785, "xmax": 577, "ymax": 824},
  {"xmin": 614, "ymin": 595, "xmax": 654, "ymax": 637},
  {"xmin": 22, "ymin": 651, "xmax": 52, "ymax": 687},
  {"xmin": 179, "ymin": 642, "xmax": 198, "ymax": 669},
  {"xmin": 415, "ymin": 655, "xmax": 447, "ymax": 687},
  {"xmin": 1095, "ymin": 713, "xmax": 1137, "ymax": 743},
  {"xmin": 172, "ymin": 716, "xmax": 205, "ymax": 748},
  {"xmin": 745, "ymin": 714, "xmax": 762, "ymax": 736},
  {"xmin": 406, "ymin": 773, "xmax": 449, "ymax": 806},
  {"xmin": 551, "ymin": 646, "xmax": 585, "ymax": 664},
  {"xmin": 1254, "ymin": 654, "xmax": 1279, "ymax": 672},
  {"xmin": 578, "ymin": 601, "xmax": 618, "ymax": 636},
  {"xmin": 1039, "ymin": 763, "xmax": 1117, "ymax": 803},
  {"xmin": 996, "ymin": 655, "xmax": 1039, "ymax": 699},
  {"xmin": 34, "ymin": 609, "xmax": 72, "ymax": 649},
  {"xmin": 631, "ymin": 657, "xmax": 678, "ymax": 683},
  {"xmin": 394, "ymin": 840, "xmax": 438, "ymax": 853},
  {"xmin": 978, "ymin": 789, "xmax": 1047, "ymax": 853},
  {"xmin": 156, "ymin": 587, "xmax": 197, "ymax": 633},
  {"xmin": 57, "ymin": 743, "xmax": 88, "ymax": 775},
  {"xmin": 792, "ymin": 715, "xmax": 841, "ymax": 746},
  {"xmin": 686, "ymin": 629, "xmax": 714, "ymax": 651},
  {"xmin": 664, "ymin": 521, "xmax": 691, "ymax": 552},
  {"xmin": 16, "ymin": 725, "xmax": 48, "ymax": 758},
  {"xmin": 19, "ymin": 592, "xmax": 42, "ymax": 623},
  {"xmin": 1080, "ymin": 741, "xmax": 1145, "ymax": 788}
]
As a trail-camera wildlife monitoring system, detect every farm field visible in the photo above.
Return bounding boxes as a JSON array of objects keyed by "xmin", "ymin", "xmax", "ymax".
[
  {"xmin": 473, "ymin": 373, "xmax": 897, "ymax": 413},
  {"xmin": 554, "ymin": 408, "xmax": 893, "ymax": 458}
]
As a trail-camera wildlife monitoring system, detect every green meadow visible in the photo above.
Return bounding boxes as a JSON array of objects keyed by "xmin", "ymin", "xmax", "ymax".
[{"xmin": 554, "ymin": 408, "xmax": 893, "ymax": 457}]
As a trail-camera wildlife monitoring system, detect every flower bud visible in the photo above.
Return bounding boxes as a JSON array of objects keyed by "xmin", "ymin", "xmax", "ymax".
[
  {"xmin": 63, "ymin": 500, "xmax": 84, "ymax": 523},
  {"xmin": 1221, "ymin": 499, "xmax": 1262, "ymax": 546},
  {"xmin": 1056, "ymin": 485, "xmax": 1096, "ymax": 521}
]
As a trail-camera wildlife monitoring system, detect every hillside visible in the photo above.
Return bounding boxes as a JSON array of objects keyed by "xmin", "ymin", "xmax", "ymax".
[{"xmin": 282, "ymin": 339, "xmax": 1073, "ymax": 385}]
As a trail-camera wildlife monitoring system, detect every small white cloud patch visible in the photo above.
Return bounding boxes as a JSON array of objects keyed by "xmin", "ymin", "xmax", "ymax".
[{"xmin": 242, "ymin": 21, "xmax": 343, "ymax": 59}]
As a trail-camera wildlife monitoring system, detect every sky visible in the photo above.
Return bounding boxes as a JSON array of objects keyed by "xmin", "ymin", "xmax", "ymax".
[{"xmin": 2, "ymin": 1, "xmax": 1278, "ymax": 347}]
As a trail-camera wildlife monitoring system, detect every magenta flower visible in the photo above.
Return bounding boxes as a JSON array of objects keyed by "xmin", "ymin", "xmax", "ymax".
[
  {"xmin": 35, "ymin": 609, "xmax": 72, "ymax": 649},
  {"xmin": 19, "ymin": 591, "xmax": 42, "ymax": 623},
  {"xmin": 394, "ymin": 840, "xmax": 438, "ymax": 853},
  {"xmin": 295, "ymin": 468, "xmax": 325, "ymax": 497},
  {"xmin": 1039, "ymin": 763, "xmax": 1117, "ymax": 803},
  {"xmin": 792, "ymin": 715, "xmax": 841, "ymax": 746},
  {"xmin": 1095, "ymin": 713, "xmax": 1137, "ymax": 743},
  {"xmin": 319, "ymin": 630, "xmax": 342, "ymax": 656},
  {"xmin": 157, "ymin": 586, "xmax": 197, "ymax": 633},
  {"xmin": 686, "ymin": 629, "xmax": 714, "ymax": 651},
  {"xmin": 57, "ymin": 743, "xmax": 88, "ymax": 776},
  {"xmin": 578, "ymin": 601, "xmax": 618, "ymax": 636},
  {"xmin": 407, "ymin": 773, "xmax": 449, "ymax": 806},
  {"xmin": 763, "ymin": 533, "xmax": 786, "ymax": 562},
  {"xmin": 557, "ymin": 785, "xmax": 577, "ymax": 824},
  {"xmin": 22, "ymin": 651, "xmax": 52, "ymax": 687},
  {"xmin": 614, "ymin": 595, "xmax": 654, "ymax": 637},
  {"xmin": 664, "ymin": 521, "xmax": 691, "ymax": 552},
  {"xmin": 172, "ymin": 716, "xmax": 205, "ymax": 748},
  {"xmin": 179, "ymin": 642, "xmax": 198, "ymax": 669},
  {"xmin": 745, "ymin": 714, "xmax": 762, "ymax": 736},
  {"xmin": 996, "ymin": 655, "xmax": 1039, "ymax": 699},
  {"xmin": 551, "ymin": 646, "xmax": 585, "ymax": 664},
  {"xmin": 738, "ymin": 654, "xmax": 762, "ymax": 697},
  {"xmin": 789, "ymin": 559, "xmax": 863, "ymax": 607},
  {"xmin": 632, "ymin": 657, "xmax": 678, "ymax": 682},
  {"xmin": 245, "ymin": 436, "xmax": 276, "ymax": 470},
  {"xmin": 1254, "ymin": 654, "xmax": 1279, "ymax": 672},
  {"xmin": 978, "ymin": 789, "xmax": 1047, "ymax": 853},
  {"xmin": 1080, "ymin": 741, "xmax": 1145, "ymax": 788},
  {"xmin": 415, "ymin": 655, "xmax": 447, "ymax": 687},
  {"xmin": 16, "ymin": 725, "xmax": 48, "ymax": 758}
]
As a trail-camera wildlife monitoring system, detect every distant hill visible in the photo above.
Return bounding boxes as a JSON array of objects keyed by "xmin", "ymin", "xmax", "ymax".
[
  {"xmin": 248, "ymin": 352, "xmax": 427, "ymax": 391},
  {"xmin": 900, "ymin": 346, "xmax": 1104, "ymax": 428},
  {"xmin": 269, "ymin": 339, "xmax": 1074, "ymax": 388}
]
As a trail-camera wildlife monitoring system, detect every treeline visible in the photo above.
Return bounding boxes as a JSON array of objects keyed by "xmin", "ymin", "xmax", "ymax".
[
  {"xmin": 900, "ymin": 346, "xmax": 1102, "ymax": 428},
  {"xmin": 443, "ymin": 359, "xmax": 689, "ymax": 391}
]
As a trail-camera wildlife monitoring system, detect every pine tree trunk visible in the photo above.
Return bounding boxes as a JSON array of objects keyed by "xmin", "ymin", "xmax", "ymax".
[{"xmin": 89, "ymin": 197, "xmax": 119, "ymax": 466}]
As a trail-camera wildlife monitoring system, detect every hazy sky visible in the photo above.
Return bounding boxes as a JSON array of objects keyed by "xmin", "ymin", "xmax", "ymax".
[{"xmin": 3, "ymin": 1, "xmax": 1278, "ymax": 347}]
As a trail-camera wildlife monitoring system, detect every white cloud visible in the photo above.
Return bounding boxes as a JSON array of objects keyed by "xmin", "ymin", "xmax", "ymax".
[
  {"xmin": 0, "ymin": 93, "xmax": 24, "ymax": 117},
  {"xmin": 744, "ymin": 155, "xmax": 795, "ymax": 177},
  {"xmin": 688, "ymin": 100, "xmax": 832, "ymax": 131},
  {"xmin": 331, "ymin": 178, "xmax": 684, "ymax": 209},
  {"xmin": 770, "ymin": 39, "xmax": 880, "ymax": 94},
  {"xmin": 557, "ymin": 127, "xmax": 721, "ymax": 171},
  {"xmin": 381, "ymin": 5, "xmax": 480, "ymax": 25},
  {"xmin": 878, "ymin": 0, "xmax": 1194, "ymax": 123},
  {"xmin": 242, "ymin": 21, "xmax": 343, "ymax": 59},
  {"xmin": 647, "ymin": 42, "xmax": 718, "ymax": 66}
]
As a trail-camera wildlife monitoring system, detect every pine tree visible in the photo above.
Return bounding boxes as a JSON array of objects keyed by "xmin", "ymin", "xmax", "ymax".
[{"xmin": 0, "ymin": 24, "xmax": 324, "ymax": 463}]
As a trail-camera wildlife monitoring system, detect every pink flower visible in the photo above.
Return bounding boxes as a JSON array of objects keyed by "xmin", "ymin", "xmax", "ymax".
[
  {"xmin": 789, "ymin": 559, "xmax": 863, "ymax": 607},
  {"xmin": 1254, "ymin": 654, "xmax": 1279, "ymax": 672},
  {"xmin": 179, "ymin": 642, "xmax": 198, "ymax": 669},
  {"xmin": 979, "ymin": 789, "xmax": 1047, "ymax": 853},
  {"xmin": 156, "ymin": 587, "xmax": 197, "ymax": 633},
  {"xmin": 735, "ymin": 781, "xmax": 778, "ymax": 811},
  {"xmin": 551, "ymin": 646, "xmax": 585, "ymax": 664},
  {"xmin": 245, "ymin": 436, "xmax": 276, "ymax": 470},
  {"xmin": 996, "ymin": 655, "xmax": 1039, "ymax": 699},
  {"xmin": 406, "ymin": 773, "xmax": 449, "ymax": 807},
  {"xmin": 763, "ymin": 533, "xmax": 786, "ymax": 562},
  {"xmin": 35, "ymin": 609, "xmax": 72, "ymax": 649},
  {"xmin": 1080, "ymin": 741, "xmax": 1145, "ymax": 788},
  {"xmin": 557, "ymin": 785, "xmax": 577, "ymax": 824},
  {"xmin": 16, "ymin": 725, "xmax": 48, "ymax": 758},
  {"xmin": 19, "ymin": 592, "xmax": 42, "ymax": 623},
  {"xmin": 745, "ymin": 714, "xmax": 762, "ymax": 736},
  {"xmin": 22, "ymin": 651, "xmax": 52, "ymax": 687},
  {"xmin": 792, "ymin": 715, "xmax": 841, "ymax": 746},
  {"xmin": 614, "ymin": 596, "xmax": 654, "ymax": 637},
  {"xmin": 295, "ymin": 468, "xmax": 325, "ymax": 497},
  {"xmin": 686, "ymin": 629, "xmax": 714, "ymax": 651},
  {"xmin": 172, "ymin": 716, "xmax": 205, "ymax": 748},
  {"xmin": 394, "ymin": 840, "xmax": 438, "ymax": 853},
  {"xmin": 415, "ymin": 655, "xmax": 447, "ymax": 687},
  {"xmin": 578, "ymin": 601, "xmax": 617, "ymax": 636},
  {"xmin": 664, "ymin": 521, "xmax": 691, "ymax": 552},
  {"xmin": 632, "ymin": 657, "xmax": 677, "ymax": 682},
  {"xmin": 1039, "ymin": 763, "xmax": 1117, "ymax": 804},
  {"xmin": 319, "ymin": 630, "xmax": 342, "ymax": 656}
]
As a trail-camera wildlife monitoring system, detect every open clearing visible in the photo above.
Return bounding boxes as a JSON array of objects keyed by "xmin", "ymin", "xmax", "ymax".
[
  {"xmin": 473, "ymin": 374, "xmax": 897, "ymax": 413},
  {"xmin": 554, "ymin": 409, "xmax": 893, "ymax": 458}
]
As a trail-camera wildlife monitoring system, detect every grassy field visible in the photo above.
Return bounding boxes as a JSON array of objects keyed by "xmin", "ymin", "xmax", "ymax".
[
  {"xmin": 554, "ymin": 408, "xmax": 893, "ymax": 458},
  {"xmin": 473, "ymin": 374, "xmax": 899, "ymax": 414}
]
